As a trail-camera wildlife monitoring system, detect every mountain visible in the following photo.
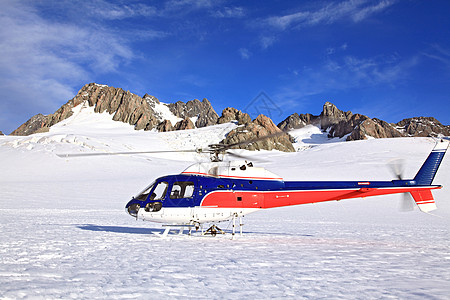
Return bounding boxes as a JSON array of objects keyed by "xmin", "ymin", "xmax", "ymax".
[
  {"xmin": 278, "ymin": 102, "xmax": 450, "ymax": 140},
  {"xmin": 10, "ymin": 83, "xmax": 450, "ymax": 152},
  {"xmin": 10, "ymin": 83, "xmax": 293, "ymax": 152}
]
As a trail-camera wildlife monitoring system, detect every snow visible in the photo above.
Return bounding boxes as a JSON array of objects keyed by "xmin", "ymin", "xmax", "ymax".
[
  {"xmin": 1, "ymin": 105, "xmax": 450, "ymax": 299},
  {"xmin": 289, "ymin": 124, "xmax": 348, "ymax": 151},
  {"xmin": 150, "ymin": 100, "xmax": 183, "ymax": 126}
]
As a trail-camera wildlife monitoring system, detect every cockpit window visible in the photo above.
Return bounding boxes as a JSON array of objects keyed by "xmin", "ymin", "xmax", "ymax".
[
  {"xmin": 152, "ymin": 181, "xmax": 168, "ymax": 200},
  {"xmin": 135, "ymin": 182, "xmax": 155, "ymax": 201},
  {"xmin": 170, "ymin": 182, "xmax": 195, "ymax": 199}
]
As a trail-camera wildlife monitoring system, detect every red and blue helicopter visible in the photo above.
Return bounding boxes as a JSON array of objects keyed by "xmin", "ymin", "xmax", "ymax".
[
  {"xmin": 125, "ymin": 137, "xmax": 448, "ymax": 236},
  {"xmin": 60, "ymin": 135, "xmax": 449, "ymax": 237}
]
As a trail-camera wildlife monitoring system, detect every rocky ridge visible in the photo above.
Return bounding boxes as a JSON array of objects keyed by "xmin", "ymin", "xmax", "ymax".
[
  {"xmin": 9, "ymin": 84, "xmax": 450, "ymax": 152},
  {"xmin": 278, "ymin": 102, "xmax": 450, "ymax": 140}
]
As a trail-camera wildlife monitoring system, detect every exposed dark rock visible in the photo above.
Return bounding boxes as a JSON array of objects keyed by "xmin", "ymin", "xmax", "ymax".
[
  {"xmin": 277, "ymin": 113, "xmax": 318, "ymax": 131},
  {"xmin": 11, "ymin": 83, "xmax": 175, "ymax": 135},
  {"xmin": 10, "ymin": 113, "xmax": 50, "ymax": 136},
  {"xmin": 156, "ymin": 120, "xmax": 174, "ymax": 132},
  {"xmin": 396, "ymin": 117, "xmax": 450, "ymax": 137},
  {"xmin": 0, "ymin": 131, "xmax": 3, "ymax": 135},
  {"xmin": 168, "ymin": 98, "xmax": 219, "ymax": 128},
  {"xmin": 222, "ymin": 115, "xmax": 295, "ymax": 152},
  {"xmin": 317, "ymin": 103, "xmax": 405, "ymax": 140},
  {"xmin": 279, "ymin": 102, "xmax": 449, "ymax": 141},
  {"xmin": 10, "ymin": 82, "xmax": 449, "ymax": 152},
  {"xmin": 174, "ymin": 117, "xmax": 195, "ymax": 130},
  {"xmin": 217, "ymin": 107, "xmax": 252, "ymax": 125},
  {"xmin": 320, "ymin": 102, "xmax": 353, "ymax": 130}
]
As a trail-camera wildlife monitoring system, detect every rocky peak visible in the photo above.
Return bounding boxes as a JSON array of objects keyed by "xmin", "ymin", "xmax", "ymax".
[
  {"xmin": 320, "ymin": 102, "xmax": 353, "ymax": 130},
  {"xmin": 11, "ymin": 83, "xmax": 215, "ymax": 135},
  {"xmin": 10, "ymin": 113, "xmax": 50, "ymax": 136},
  {"xmin": 217, "ymin": 107, "xmax": 252, "ymax": 125},
  {"xmin": 222, "ymin": 114, "xmax": 295, "ymax": 152},
  {"xmin": 168, "ymin": 98, "xmax": 219, "ymax": 128},
  {"xmin": 396, "ymin": 117, "xmax": 450, "ymax": 137},
  {"xmin": 143, "ymin": 94, "xmax": 159, "ymax": 104},
  {"xmin": 279, "ymin": 102, "xmax": 449, "ymax": 141},
  {"xmin": 277, "ymin": 113, "xmax": 318, "ymax": 131}
]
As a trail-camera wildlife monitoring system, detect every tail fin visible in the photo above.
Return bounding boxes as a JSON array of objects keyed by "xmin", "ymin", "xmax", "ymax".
[
  {"xmin": 410, "ymin": 139, "xmax": 448, "ymax": 213},
  {"xmin": 410, "ymin": 189, "xmax": 437, "ymax": 213},
  {"xmin": 413, "ymin": 139, "xmax": 449, "ymax": 185}
]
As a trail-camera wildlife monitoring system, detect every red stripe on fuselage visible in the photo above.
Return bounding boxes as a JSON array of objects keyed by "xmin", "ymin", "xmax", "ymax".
[{"xmin": 200, "ymin": 187, "xmax": 440, "ymax": 209}]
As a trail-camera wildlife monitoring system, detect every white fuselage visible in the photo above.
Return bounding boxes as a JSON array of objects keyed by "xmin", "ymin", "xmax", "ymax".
[{"xmin": 137, "ymin": 207, "xmax": 261, "ymax": 224}]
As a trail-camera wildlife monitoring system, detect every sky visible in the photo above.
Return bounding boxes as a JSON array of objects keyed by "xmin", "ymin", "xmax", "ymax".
[{"xmin": 1, "ymin": 0, "xmax": 450, "ymax": 134}]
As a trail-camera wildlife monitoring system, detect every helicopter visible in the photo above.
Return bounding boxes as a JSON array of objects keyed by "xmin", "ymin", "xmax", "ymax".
[{"xmin": 59, "ymin": 133, "xmax": 449, "ymax": 238}]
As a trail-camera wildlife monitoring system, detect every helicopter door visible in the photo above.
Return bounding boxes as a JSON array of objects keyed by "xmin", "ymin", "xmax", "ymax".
[
  {"xmin": 151, "ymin": 181, "xmax": 168, "ymax": 201},
  {"xmin": 145, "ymin": 181, "xmax": 168, "ymax": 212},
  {"xmin": 169, "ymin": 181, "xmax": 196, "ymax": 207}
]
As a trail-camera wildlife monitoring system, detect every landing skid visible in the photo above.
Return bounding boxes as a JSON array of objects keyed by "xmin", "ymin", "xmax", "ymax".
[{"xmin": 152, "ymin": 214, "xmax": 245, "ymax": 239}]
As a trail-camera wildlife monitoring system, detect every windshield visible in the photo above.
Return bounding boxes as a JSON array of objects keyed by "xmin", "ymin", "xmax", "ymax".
[{"xmin": 134, "ymin": 181, "xmax": 155, "ymax": 201}]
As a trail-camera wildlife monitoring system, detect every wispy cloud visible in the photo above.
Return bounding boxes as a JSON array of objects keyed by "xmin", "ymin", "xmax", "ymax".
[
  {"xmin": 239, "ymin": 48, "xmax": 252, "ymax": 60},
  {"xmin": 82, "ymin": 0, "xmax": 158, "ymax": 20},
  {"xmin": 0, "ymin": 0, "xmax": 166, "ymax": 133},
  {"xmin": 259, "ymin": 36, "xmax": 277, "ymax": 49},
  {"xmin": 422, "ymin": 44, "xmax": 450, "ymax": 69},
  {"xmin": 263, "ymin": 0, "xmax": 396, "ymax": 31},
  {"xmin": 214, "ymin": 6, "xmax": 246, "ymax": 18},
  {"xmin": 274, "ymin": 53, "xmax": 418, "ymax": 107},
  {"xmin": 164, "ymin": 0, "xmax": 216, "ymax": 14}
]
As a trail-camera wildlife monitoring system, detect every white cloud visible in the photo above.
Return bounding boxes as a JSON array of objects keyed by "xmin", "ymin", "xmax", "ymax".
[
  {"xmin": 423, "ymin": 44, "xmax": 450, "ymax": 69},
  {"xmin": 0, "ymin": 0, "xmax": 165, "ymax": 133},
  {"xmin": 264, "ymin": 0, "xmax": 396, "ymax": 31},
  {"xmin": 259, "ymin": 36, "xmax": 277, "ymax": 49},
  {"xmin": 82, "ymin": 0, "xmax": 158, "ymax": 20},
  {"xmin": 352, "ymin": 0, "xmax": 394, "ymax": 22},
  {"xmin": 239, "ymin": 48, "xmax": 251, "ymax": 60},
  {"xmin": 164, "ymin": 0, "xmax": 216, "ymax": 13},
  {"xmin": 214, "ymin": 6, "xmax": 246, "ymax": 18}
]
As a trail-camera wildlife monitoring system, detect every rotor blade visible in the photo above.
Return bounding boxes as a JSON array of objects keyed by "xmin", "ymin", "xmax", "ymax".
[
  {"xmin": 399, "ymin": 192, "xmax": 415, "ymax": 212},
  {"xmin": 220, "ymin": 130, "xmax": 289, "ymax": 152},
  {"xmin": 224, "ymin": 150, "xmax": 269, "ymax": 162},
  {"xmin": 56, "ymin": 149, "xmax": 203, "ymax": 158}
]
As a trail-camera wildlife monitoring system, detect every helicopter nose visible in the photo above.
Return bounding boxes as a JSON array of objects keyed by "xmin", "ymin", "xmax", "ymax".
[{"xmin": 127, "ymin": 203, "xmax": 140, "ymax": 217}]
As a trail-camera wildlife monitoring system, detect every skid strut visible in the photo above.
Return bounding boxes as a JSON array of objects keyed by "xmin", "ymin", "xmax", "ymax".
[
  {"xmin": 203, "ymin": 224, "xmax": 226, "ymax": 236},
  {"xmin": 231, "ymin": 213, "xmax": 244, "ymax": 240}
]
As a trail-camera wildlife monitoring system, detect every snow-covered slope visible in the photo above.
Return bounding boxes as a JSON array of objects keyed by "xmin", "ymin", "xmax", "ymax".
[{"xmin": 1, "ymin": 105, "xmax": 449, "ymax": 299}]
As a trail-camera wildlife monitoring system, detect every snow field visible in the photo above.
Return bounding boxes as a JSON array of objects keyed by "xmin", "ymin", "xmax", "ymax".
[{"xmin": 1, "ymin": 106, "xmax": 450, "ymax": 299}]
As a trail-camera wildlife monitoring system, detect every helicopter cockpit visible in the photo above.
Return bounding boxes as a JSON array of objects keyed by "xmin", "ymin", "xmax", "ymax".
[{"xmin": 126, "ymin": 176, "xmax": 198, "ymax": 216}]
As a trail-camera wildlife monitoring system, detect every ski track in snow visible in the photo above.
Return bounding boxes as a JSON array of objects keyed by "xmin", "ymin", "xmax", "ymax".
[{"xmin": 1, "ymin": 107, "xmax": 450, "ymax": 299}]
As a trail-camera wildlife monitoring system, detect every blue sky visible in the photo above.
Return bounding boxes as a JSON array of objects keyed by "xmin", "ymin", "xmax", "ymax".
[{"xmin": 1, "ymin": 0, "xmax": 449, "ymax": 134}]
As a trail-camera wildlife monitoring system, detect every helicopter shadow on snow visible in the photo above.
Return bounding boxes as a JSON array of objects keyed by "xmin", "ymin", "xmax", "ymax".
[
  {"xmin": 76, "ymin": 224, "xmax": 315, "ymax": 237},
  {"xmin": 76, "ymin": 224, "xmax": 164, "ymax": 235}
]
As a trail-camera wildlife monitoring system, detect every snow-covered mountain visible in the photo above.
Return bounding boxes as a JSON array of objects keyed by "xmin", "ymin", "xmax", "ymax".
[
  {"xmin": 1, "ymin": 103, "xmax": 450, "ymax": 299},
  {"xmin": 9, "ymin": 83, "xmax": 450, "ymax": 149}
]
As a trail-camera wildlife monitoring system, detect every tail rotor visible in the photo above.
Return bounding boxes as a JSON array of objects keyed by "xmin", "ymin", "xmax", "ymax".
[{"xmin": 388, "ymin": 158, "xmax": 415, "ymax": 212}]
